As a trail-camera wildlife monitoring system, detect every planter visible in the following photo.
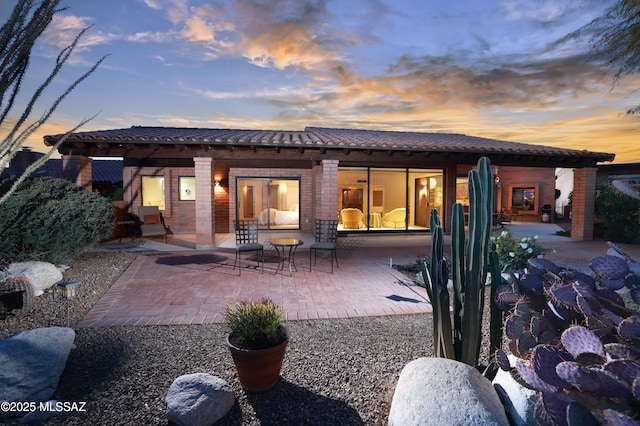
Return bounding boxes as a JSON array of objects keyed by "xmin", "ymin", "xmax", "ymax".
[{"xmin": 226, "ymin": 325, "xmax": 289, "ymax": 392}]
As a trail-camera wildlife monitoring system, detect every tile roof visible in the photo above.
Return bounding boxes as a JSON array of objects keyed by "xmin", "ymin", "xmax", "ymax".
[
  {"xmin": 1, "ymin": 152, "xmax": 122, "ymax": 183},
  {"xmin": 44, "ymin": 125, "xmax": 615, "ymax": 163},
  {"xmin": 45, "ymin": 159, "xmax": 122, "ymax": 183}
]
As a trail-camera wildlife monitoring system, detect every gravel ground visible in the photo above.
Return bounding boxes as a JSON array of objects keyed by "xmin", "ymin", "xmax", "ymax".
[{"xmin": 3, "ymin": 250, "xmax": 493, "ymax": 425}]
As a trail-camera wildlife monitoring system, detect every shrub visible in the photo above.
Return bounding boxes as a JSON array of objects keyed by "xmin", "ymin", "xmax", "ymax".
[
  {"xmin": 595, "ymin": 184, "xmax": 640, "ymax": 243},
  {"xmin": 490, "ymin": 229, "xmax": 550, "ymax": 273},
  {"xmin": 224, "ymin": 298, "xmax": 284, "ymax": 350},
  {"xmin": 0, "ymin": 177, "xmax": 115, "ymax": 264}
]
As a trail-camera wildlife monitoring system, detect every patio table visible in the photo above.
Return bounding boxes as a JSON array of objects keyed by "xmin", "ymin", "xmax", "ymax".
[{"xmin": 270, "ymin": 238, "xmax": 304, "ymax": 276}]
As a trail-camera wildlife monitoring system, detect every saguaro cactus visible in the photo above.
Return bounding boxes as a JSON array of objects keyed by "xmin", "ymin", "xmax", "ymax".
[{"xmin": 421, "ymin": 157, "xmax": 498, "ymax": 368}]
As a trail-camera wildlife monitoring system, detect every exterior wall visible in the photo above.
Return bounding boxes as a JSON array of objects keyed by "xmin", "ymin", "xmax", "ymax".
[
  {"xmin": 62, "ymin": 155, "xmax": 92, "ymax": 190},
  {"xmin": 123, "ymin": 164, "xmax": 198, "ymax": 234},
  {"xmin": 495, "ymin": 166, "xmax": 556, "ymax": 222},
  {"xmin": 228, "ymin": 167, "xmax": 314, "ymax": 232}
]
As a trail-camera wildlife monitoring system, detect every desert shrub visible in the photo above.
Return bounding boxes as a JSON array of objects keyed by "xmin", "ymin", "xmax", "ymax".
[
  {"xmin": 490, "ymin": 229, "xmax": 550, "ymax": 273},
  {"xmin": 0, "ymin": 177, "xmax": 115, "ymax": 264},
  {"xmin": 594, "ymin": 184, "xmax": 640, "ymax": 243}
]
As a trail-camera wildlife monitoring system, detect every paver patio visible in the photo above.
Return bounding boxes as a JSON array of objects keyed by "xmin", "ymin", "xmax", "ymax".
[{"xmin": 81, "ymin": 223, "xmax": 640, "ymax": 328}]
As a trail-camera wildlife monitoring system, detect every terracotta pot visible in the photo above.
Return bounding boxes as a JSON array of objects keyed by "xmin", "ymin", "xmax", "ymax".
[{"xmin": 226, "ymin": 326, "xmax": 289, "ymax": 392}]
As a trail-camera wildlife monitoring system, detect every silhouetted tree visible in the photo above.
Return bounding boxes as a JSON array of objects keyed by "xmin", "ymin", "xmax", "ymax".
[
  {"xmin": 571, "ymin": 0, "xmax": 640, "ymax": 115},
  {"xmin": 0, "ymin": 0, "xmax": 107, "ymax": 204}
]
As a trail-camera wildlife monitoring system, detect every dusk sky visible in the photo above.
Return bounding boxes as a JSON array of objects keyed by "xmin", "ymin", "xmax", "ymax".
[{"xmin": 2, "ymin": 0, "xmax": 639, "ymax": 163}]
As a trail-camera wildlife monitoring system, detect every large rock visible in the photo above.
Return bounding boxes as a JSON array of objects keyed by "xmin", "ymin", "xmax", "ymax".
[
  {"xmin": 0, "ymin": 327, "xmax": 76, "ymax": 419},
  {"xmin": 389, "ymin": 357, "xmax": 509, "ymax": 426},
  {"xmin": 492, "ymin": 355, "xmax": 538, "ymax": 426},
  {"xmin": 3, "ymin": 261, "xmax": 64, "ymax": 296},
  {"xmin": 166, "ymin": 373, "xmax": 235, "ymax": 426}
]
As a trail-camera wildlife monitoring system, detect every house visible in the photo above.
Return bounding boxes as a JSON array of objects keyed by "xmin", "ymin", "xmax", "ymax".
[
  {"xmin": 1, "ymin": 149, "xmax": 123, "ymax": 198},
  {"xmin": 44, "ymin": 126, "xmax": 614, "ymax": 247}
]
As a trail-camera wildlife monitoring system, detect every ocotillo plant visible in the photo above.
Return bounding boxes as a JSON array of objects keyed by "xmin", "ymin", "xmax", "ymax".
[{"xmin": 421, "ymin": 157, "xmax": 500, "ymax": 368}]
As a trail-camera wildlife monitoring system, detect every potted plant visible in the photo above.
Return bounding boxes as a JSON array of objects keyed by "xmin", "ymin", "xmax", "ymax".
[{"xmin": 224, "ymin": 298, "xmax": 289, "ymax": 392}]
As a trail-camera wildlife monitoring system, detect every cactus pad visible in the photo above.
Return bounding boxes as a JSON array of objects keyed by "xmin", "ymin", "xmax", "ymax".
[
  {"xmin": 519, "ymin": 273, "xmax": 544, "ymax": 293},
  {"xmin": 561, "ymin": 326, "xmax": 606, "ymax": 358},
  {"xmin": 618, "ymin": 316, "xmax": 640, "ymax": 340},
  {"xmin": 494, "ymin": 284, "xmax": 519, "ymax": 311},
  {"xmin": 602, "ymin": 409, "xmax": 640, "ymax": 426},
  {"xmin": 516, "ymin": 358, "xmax": 559, "ymax": 393},
  {"xmin": 561, "ymin": 270, "xmax": 596, "ymax": 290},
  {"xmin": 531, "ymin": 344, "xmax": 573, "ymax": 389},
  {"xmin": 603, "ymin": 278, "xmax": 626, "ymax": 291},
  {"xmin": 604, "ymin": 360, "xmax": 640, "ymax": 386},
  {"xmin": 495, "ymin": 349, "xmax": 511, "ymax": 371},
  {"xmin": 533, "ymin": 392, "xmax": 573, "ymax": 426},
  {"xmin": 589, "ymin": 255, "xmax": 630, "ymax": 280},
  {"xmin": 527, "ymin": 257, "xmax": 561, "ymax": 275},
  {"xmin": 555, "ymin": 361, "xmax": 602, "ymax": 392}
]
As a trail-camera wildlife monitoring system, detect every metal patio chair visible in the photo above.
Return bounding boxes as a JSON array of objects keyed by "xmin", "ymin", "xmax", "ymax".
[
  {"xmin": 309, "ymin": 219, "xmax": 339, "ymax": 273},
  {"xmin": 233, "ymin": 220, "xmax": 264, "ymax": 275}
]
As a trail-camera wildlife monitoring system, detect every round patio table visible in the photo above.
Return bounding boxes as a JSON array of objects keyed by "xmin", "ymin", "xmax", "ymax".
[{"xmin": 270, "ymin": 238, "xmax": 304, "ymax": 276}]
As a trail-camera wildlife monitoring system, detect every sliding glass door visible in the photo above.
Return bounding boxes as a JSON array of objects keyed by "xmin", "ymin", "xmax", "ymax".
[{"xmin": 236, "ymin": 178, "xmax": 300, "ymax": 229}]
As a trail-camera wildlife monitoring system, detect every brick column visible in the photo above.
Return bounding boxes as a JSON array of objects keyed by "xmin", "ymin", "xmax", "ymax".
[
  {"xmin": 62, "ymin": 155, "xmax": 92, "ymax": 190},
  {"xmin": 319, "ymin": 159, "xmax": 339, "ymax": 220},
  {"xmin": 442, "ymin": 166, "xmax": 457, "ymax": 233},
  {"xmin": 571, "ymin": 167, "xmax": 597, "ymax": 241},
  {"xmin": 194, "ymin": 156, "xmax": 215, "ymax": 249}
]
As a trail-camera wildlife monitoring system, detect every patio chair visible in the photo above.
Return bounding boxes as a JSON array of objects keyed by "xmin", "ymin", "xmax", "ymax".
[
  {"xmin": 309, "ymin": 219, "xmax": 339, "ymax": 273},
  {"xmin": 137, "ymin": 206, "xmax": 168, "ymax": 243},
  {"xmin": 233, "ymin": 220, "xmax": 264, "ymax": 275}
]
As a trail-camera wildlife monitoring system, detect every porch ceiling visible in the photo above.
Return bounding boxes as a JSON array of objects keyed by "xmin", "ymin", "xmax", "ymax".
[{"xmin": 43, "ymin": 126, "xmax": 615, "ymax": 168}]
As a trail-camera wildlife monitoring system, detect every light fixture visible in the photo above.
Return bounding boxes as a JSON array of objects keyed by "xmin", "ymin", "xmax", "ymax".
[
  {"xmin": 58, "ymin": 280, "xmax": 80, "ymax": 298},
  {"xmin": 57, "ymin": 280, "xmax": 80, "ymax": 326},
  {"xmin": 214, "ymin": 179, "xmax": 221, "ymax": 188}
]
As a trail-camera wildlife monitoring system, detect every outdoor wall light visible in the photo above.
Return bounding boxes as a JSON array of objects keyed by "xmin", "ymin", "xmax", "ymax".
[{"xmin": 214, "ymin": 179, "xmax": 221, "ymax": 188}]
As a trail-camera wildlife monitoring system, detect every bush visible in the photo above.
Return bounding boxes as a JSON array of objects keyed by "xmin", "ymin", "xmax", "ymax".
[
  {"xmin": 490, "ymin": 229, "xmax": 550, "ymax": 273},
  {"xmin": 595, "ymin": 184, "xmax": 640, "ymax": 243},
  {"xmin": 224, "ymin": 298, "xmax": 284, "ymax": 350},
  {"xmin": 0, "ymin": 177, "xmax": 115, "ymax": 264}
]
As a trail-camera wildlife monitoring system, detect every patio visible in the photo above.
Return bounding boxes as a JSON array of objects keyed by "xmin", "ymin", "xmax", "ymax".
[{"xmin": 82, "ymin": 222, "xmax": 640, "ymax": 328}]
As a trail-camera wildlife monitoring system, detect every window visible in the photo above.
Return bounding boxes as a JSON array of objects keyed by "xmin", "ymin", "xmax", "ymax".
[
  {"xmin": 512, "ymin": 187, "xmax": 535, "ymax": 211},
  {"xmin": 141, "ymin": 176, "xmax": 165, "ymax": 210},
  {"xmin": 237, "ymin": 178, "xmax": 300, "ymax": 229},
  {"xmin": 179, "ymin": 176, "xmax": 196, "ymax": 201},
  {"xmin": 337, "ymin": 167, "xmax": 443, "ymax": 231}
]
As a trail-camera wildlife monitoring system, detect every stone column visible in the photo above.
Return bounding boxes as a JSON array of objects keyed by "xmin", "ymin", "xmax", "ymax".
[
  {"xmin": 62, "ymin": 155, "xmax": 92, "ymax": 190},
  {"xmin": 571, "ymin": 167, "xmax": 597, "ymax": 241},
  {"xmin": 194, "ymin": 156, "xmax": 215, "ymax": 249}
]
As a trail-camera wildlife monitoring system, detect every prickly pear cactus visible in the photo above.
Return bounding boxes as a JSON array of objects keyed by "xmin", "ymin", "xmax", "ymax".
[
  {"xmin": 494, "ymin": 251, "xmax": 640, "ymax": 424},
  {"xmin": 0, "ymin": 275, "xmax": 34, "ymax": 318}
]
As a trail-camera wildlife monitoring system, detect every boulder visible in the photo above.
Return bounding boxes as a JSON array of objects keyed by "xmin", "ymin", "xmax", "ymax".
[
  {"xmin": 389, "ymin": 357, "xmax": 509, "ymax": 426},
  {"xmin": 19, "ymin": 400, "xmax": 63, "ymax": 424},
  {"xmin": 492, "ymin": 355, "xmax": 538, "ymax": 426},
  {"xmin": 0, "ymin": 327, "xmax": 76, "ymax": 419},
  {"xmin": 3, "ymin": 262, "xmax": 64, "ymax": 296},
  {"xmin": 166, "ymin": 373, "xmax": 235, "ymax": 426}
]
